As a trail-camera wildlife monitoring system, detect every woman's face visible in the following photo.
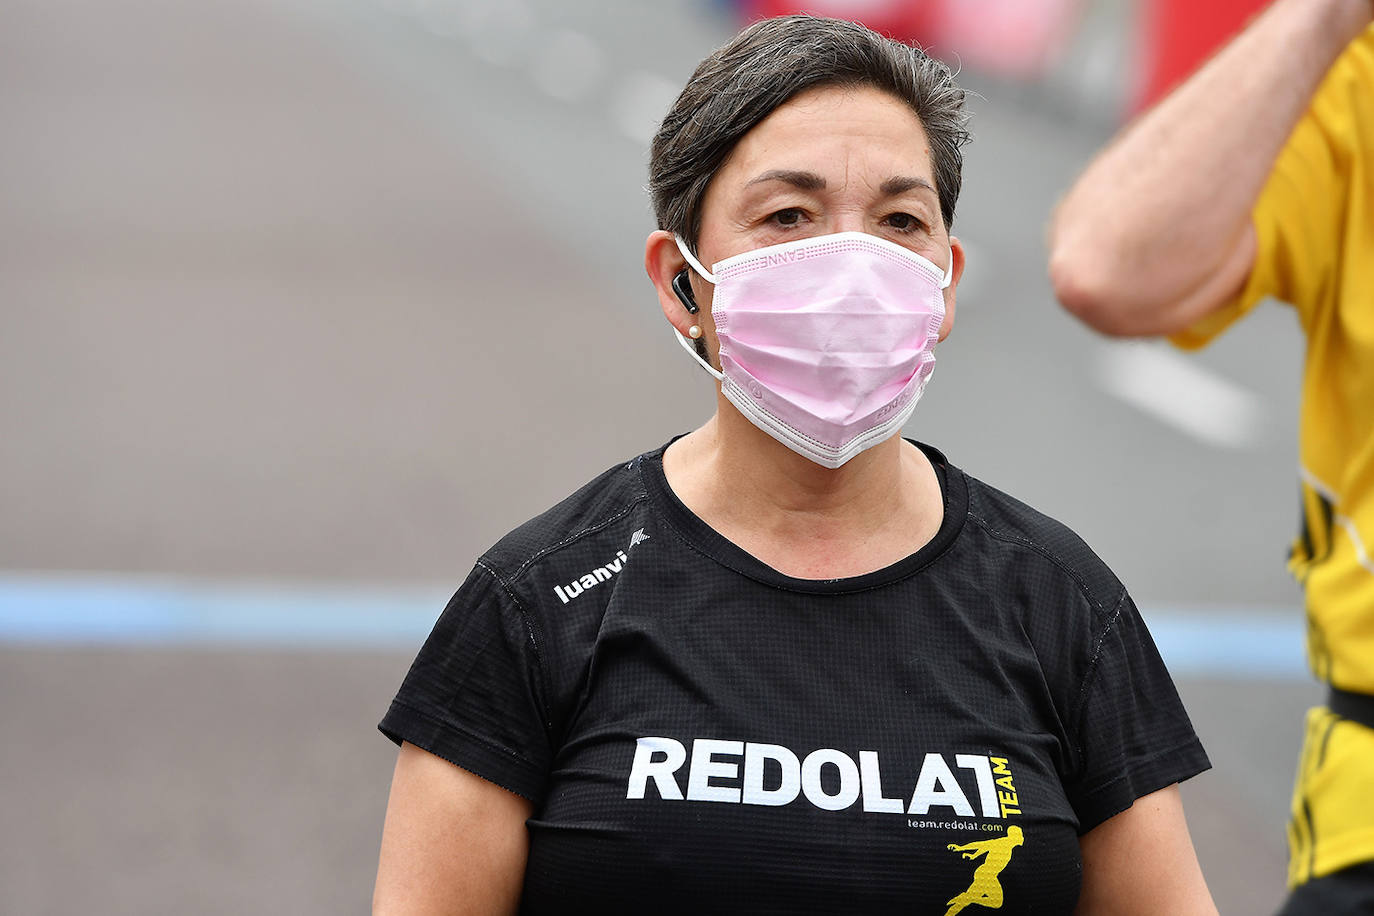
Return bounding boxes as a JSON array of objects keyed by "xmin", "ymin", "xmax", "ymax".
[{"xmin": 688, "ymin": 83, "xmax": 962, "ymax": 342}]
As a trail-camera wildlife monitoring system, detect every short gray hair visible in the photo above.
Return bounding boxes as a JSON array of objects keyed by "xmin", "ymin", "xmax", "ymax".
[{"xmin": 650, "ymin": 15, "xmax": 971, "ymax": 254}]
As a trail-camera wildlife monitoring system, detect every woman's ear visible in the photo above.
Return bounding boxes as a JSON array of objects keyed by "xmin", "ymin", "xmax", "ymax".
[
  {"xmin": 938, "ymin": 236, "xmax": 966, "ymax": 342},
  {"xmin": 645, "ymin": 230, "xmax": 702, "ymax": 337}
]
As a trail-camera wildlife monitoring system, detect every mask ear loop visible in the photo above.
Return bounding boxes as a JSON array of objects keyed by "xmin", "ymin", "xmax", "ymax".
[
  {"xmin": 939, "ymin": 248, "xmax": 954, "ymax": 290},
  {"xmin": 671, "ymin": 235, "xmax": 724, "ymax": 381},
  {"xmin": 674, "ymin": 234, "xmax": 717, "ymax": 284}
]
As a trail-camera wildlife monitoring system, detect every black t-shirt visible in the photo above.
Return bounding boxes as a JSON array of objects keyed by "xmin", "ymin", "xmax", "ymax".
[{"xmin": 380, "ymin": 441, "xmax": 1209, "ymax": 915}]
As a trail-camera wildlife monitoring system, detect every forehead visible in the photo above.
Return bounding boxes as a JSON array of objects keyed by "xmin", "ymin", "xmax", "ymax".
[{"xmin": 718, "ymin": 84, "xmax": 935, "ymax": 183}]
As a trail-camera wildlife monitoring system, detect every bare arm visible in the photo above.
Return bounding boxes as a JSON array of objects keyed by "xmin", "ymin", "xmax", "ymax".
[
  {"xmin": 1074, "ymin": 784, "xmax": 1215, "ymax": 915},
  {"xmin": 373, "ymin": 741, "xmax": 534, "ymax": 916},
  {"xmin": 1049, "ymin": 0, "xmax": 1372, "ymax": 336}
]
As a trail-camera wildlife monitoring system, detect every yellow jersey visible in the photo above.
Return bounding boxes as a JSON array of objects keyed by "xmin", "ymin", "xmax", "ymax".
[{"xmin": 1172, "ymin": 25, "xmax": 1374, "ymax": 694}]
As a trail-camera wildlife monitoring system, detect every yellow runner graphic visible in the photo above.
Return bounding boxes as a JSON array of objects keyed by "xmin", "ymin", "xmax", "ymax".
[{"xmin": 944, "ymin": 826, "xmax": 1023, "ymax": 914}]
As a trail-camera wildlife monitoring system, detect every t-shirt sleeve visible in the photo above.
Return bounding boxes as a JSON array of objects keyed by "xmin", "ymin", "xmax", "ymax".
[
  {"xmin": 1169, "ymin": 41, "xmax": 1358, "ymax": 351},
  {"xmin": 378, "ymin": 561, "xmax": 551, "ymax": 802},
  {"xmin": 1064, "ymin": 591, "xmax": 1211, "ymax": 834}
]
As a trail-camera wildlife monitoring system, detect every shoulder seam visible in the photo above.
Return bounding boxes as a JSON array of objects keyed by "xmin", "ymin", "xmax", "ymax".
[
  {"xmin": 472, "ymin": 558, "xmax": 555, "ymax": 737},
  {"xmin": 1068, "ymin": 588, "xmax": 1129, "ymax": 769},
  {"xmin": 965, "ymin": 510, "xmax": 1113, "ymax": 615},
  {"xmin": 1073, "ymin": 587, "xmax": 1128, "ymax": 717},
  {"xmin": 967, "ymin": 502, "xmax": 1137, "ymax": 783},
  {"xmin": 493, "ymin": 492, "xmax": 650, "ymax": 585}
]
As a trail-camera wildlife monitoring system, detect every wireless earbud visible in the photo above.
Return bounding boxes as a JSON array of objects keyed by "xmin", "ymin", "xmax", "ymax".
[{"xmin": 672, "ymin": 268, "xmax": 699, "ymax": 314}]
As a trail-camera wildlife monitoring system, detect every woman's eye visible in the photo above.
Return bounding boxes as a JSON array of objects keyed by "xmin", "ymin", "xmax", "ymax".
[
  {"xmin": 884, "ymin": 211, "xmax": 928, "ymax": 233},
  {"xmin": 883, "ymin": 212, "xmax": 924, "ymax": 232},
  {"xmin": 771, "ymin": 208, "xmax": 805, "ymax": 227}
]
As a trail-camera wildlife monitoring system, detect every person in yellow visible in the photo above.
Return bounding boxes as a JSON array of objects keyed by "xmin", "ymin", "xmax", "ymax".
[{"xmin": 1049, "ymin": 0, "xmax": 1374, "ymax": 910}]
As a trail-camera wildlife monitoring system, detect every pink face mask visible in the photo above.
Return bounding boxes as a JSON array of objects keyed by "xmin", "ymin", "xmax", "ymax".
[{"xmin": 674, "ymin": 231, "xmax": 951, "ymax": 468}]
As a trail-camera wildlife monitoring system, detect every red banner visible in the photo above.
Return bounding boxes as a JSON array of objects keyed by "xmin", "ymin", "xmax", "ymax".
[
  {"xmin": 737, "ymin": 0, "xmax": 1081, "ymax": 79},
  {"xmin": 1132, "ymin": 0, "xmax": 1269, "ymax": 111}
]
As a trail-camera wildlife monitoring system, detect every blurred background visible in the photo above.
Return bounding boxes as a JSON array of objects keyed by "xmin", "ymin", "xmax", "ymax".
[{"xmin": 1, "ymin": 0, "xmax": 1318, "ymax": 911}]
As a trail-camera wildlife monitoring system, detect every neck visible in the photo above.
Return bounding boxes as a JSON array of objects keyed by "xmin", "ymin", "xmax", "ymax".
[{"xmin": 662, "ymin": 397, "xmax": 944, "ymax": 578}]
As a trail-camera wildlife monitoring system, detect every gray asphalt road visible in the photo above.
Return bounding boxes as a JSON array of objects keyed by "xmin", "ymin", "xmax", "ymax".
[{"xmin": 0, "ymin": 0, "xmax": 1319, "ymax": 912}]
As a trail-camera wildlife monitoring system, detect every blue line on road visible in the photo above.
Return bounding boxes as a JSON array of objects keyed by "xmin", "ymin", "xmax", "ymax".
[
  {"xmin": 1143, "ymin": 607, "xmax": 1309, "ymax": 681},
  {"xmin": 0, "ymin": 573, "xmax": 1312, "ymax": 679},
  {"xmin": 0, "ymin": 574, "xmax": 448, "ymax": 650}
]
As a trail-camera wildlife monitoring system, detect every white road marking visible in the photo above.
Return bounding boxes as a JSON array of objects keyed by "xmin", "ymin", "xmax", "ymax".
[{"xmin": 1096, "ymin": 341, "xmax": 1267, "ymax": 449}]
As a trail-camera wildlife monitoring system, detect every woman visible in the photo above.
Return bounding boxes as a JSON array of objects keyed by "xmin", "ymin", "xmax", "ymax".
[{"xmin": 373, "ymin": 16, "xmax": 1216, "ymax": 915}]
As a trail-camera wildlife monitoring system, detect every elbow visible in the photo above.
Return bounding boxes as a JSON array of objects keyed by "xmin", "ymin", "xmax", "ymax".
[{"xmin": 1048, "ymin": 246, "xmax": 1145, "ymax": 338}]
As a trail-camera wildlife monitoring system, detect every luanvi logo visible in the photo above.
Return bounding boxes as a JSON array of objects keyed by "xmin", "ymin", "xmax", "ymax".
[
  {"xmin": 552, "ymin": 529, "xmax": 651, "ymax": 605},
  {"xmin": 554, "ymin": 549, "xmax": 629, "ymax": 605}
]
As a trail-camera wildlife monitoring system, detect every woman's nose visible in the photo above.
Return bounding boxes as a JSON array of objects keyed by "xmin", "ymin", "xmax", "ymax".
[{"xmin": 831, "ymin": 211, "xmax": 867, "ymax": 235}]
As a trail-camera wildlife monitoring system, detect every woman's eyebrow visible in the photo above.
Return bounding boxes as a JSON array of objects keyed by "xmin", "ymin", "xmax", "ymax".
[
  {"xmin": 745, "ymin": 169, "xmax": 827, "ymax": 190},
  {"xmin": 742, "ymin": 170, "xmax": 935, "ymax": 198},
  {"xmin": 879, "ymin": 175, "xmax": 937, "ymax": 197}
]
